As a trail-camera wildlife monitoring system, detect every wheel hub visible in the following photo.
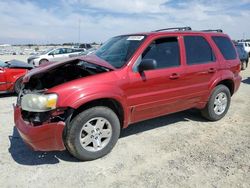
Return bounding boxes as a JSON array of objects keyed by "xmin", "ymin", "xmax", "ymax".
[
  {"xmin": 79, "ymin": 117, "xmax": 112, "ymax": 152},
  {"xmin": 213, "ymin": 92, "xmax": 228, "ymax": 115}
]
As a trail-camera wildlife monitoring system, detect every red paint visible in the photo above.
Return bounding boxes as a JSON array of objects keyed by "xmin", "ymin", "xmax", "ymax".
[
  {"xmin": 15, "ymin": 31, "xmax": 242, "ymax": 151},
  {"xmin": 14, "ymin": 106, "xmax": 65, "ymax": 151},
  {"xmin": 0, "ymin": 67, "xmax": 27, "ymax": 93}
]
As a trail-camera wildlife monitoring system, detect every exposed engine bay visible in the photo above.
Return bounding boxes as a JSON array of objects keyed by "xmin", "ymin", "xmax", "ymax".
[
  {"xmin": 18, "ymin": 59, "xmax": 110, "ymax": 125},
  {"xmin": 23, "ymin": 60, "xmax": 110, "ymax": 91}
]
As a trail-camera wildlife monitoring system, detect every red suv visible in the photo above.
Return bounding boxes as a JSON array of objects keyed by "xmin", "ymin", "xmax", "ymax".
[{"xmin": 14, "ymin": 27, "xmax": 241, "ymax": 160}]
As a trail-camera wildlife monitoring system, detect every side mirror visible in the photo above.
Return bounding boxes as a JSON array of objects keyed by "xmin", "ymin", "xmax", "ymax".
[{"xmin": 138, "ymin": 59, "xmax": 157, "ymax": 72}]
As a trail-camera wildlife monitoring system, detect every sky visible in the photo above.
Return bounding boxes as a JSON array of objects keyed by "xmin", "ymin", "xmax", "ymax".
[{"xmin": 0, "ymin": 0, "xmax": 250, "ymax": 44}]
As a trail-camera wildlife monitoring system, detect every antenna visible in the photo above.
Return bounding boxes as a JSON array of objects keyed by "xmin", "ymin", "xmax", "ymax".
[{"xmin": 78, "ymin": 19, "xmax": 81, "ymax": 44}]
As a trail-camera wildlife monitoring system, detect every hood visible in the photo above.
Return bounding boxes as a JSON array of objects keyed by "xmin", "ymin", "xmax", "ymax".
[
  {"xmin": 23, "ymin": 55, "xmax": 116, "ymax": 83},
  {"xmin": 6, "ymin": 59, "xmax": 33, "ymax": 69}
]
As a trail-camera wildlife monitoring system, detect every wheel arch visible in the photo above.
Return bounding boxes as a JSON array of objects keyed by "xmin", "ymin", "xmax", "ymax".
[
  {"xmin": 216, "ymin": 79, "xmax": 234, "ymax": 96},
  {"xmin": 70, "ymin": 98, "xmax": 125, "ymax": 129},
  {"xmin": 39, "ymin": 58, "xmax": 49, "ymax": 65}
]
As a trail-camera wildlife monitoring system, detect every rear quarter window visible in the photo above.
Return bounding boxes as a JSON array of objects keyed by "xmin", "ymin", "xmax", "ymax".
[{"xmin": 212, "ymin": 36, "xmax": 237, "ymax": 60}]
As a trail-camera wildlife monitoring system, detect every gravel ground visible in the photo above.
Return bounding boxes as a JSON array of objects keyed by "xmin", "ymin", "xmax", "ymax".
[{"xmin": 0, "ymin": 62, "xmax": 249, "ymax": 188}]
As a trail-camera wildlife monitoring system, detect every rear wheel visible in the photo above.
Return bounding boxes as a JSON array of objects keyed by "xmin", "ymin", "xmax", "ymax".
[
  {"xmin": 201, "ymin": 85, "xmax": 231, "ymax": 121},
  {"xmin": 65, "ymin": 106, "xmax": 120, "ymax": 161},
  {"xmin": 14, "ymin": 77, "xmax": 23, "ymax": 94}
]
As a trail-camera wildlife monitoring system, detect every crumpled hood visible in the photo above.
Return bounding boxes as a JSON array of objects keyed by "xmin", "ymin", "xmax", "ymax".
[{"xmin": 23, "ymin": 55, "xmax": 116, "ymax": 83}]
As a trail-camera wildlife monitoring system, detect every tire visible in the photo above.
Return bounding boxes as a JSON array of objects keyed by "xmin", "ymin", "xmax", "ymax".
[
  {"xmin": 39, "ymin": 59, "xmax": 48, "ymax": 65},
  {"xmin": 14, "ymin": 77, "xmax": 23, "ymax": 94},
  {"xmin": 65, "ymin": 106, "xmax": 120, "ymax": 161},
  {"xmin": 201, "ymin": 85, "xmax": 231, "ymax": 121},
  {"xmin": 241, "ymin": 61, "xmax": 247, "ymax": 70}
]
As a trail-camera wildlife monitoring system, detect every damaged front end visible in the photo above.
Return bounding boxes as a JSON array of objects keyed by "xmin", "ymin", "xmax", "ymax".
[
  {"xmin": 14, "ymin": 57, "xmax": 113, "ymax": 151},
  {"xmin": 17, "ymin": 91, "xmax": 74, "ymax": 126},
  {"xmin": 17, "ymin": 58, "xmax": 111, "ymax": 126}
]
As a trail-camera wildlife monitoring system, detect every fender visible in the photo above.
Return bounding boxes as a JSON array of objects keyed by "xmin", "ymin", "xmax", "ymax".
[
  {"xmin": 208, "ymin": 69, "xmax": 235, "ymax": 96},
  {"xmin": 4, "ymin": 69, "xmax": 28, "ymax": 91},
  {"xmin": 56, "ymin": 84, "xmax": 130, "ymax": 128}
]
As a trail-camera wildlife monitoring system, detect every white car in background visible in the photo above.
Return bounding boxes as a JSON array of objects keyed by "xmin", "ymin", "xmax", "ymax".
[
  {"xmin": 239, "ymin": 41, "xmax": 250, "ymax": 55},
  {"xmin": 27, "ymin": 48, "xmax": 83, "ymax": 66}
]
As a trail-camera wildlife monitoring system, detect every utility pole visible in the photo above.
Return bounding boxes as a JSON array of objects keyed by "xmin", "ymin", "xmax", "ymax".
[{"xmin": 78, "ymin": 19, "xmax": 81, "ymax": 45}]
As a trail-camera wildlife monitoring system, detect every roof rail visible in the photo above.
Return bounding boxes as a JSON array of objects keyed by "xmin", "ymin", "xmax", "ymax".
[
  {"xmin": 153, "ymin": 27, "xmax": 192, "ymax": 32},
  {"xmin": 201, "ymin": 29, "xmax": 223, "ymax": 33}
]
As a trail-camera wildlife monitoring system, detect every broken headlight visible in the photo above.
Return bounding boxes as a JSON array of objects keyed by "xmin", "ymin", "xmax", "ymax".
[{"xmin": 21, "ymin": 93, "xmax": 58, "ymax": 112}]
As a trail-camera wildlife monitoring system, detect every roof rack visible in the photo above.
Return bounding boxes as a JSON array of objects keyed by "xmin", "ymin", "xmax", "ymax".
[
  {"xmin": 201, "ymin": 29, "xmax": 223, "ymax": 33},
  {"xmin": 153, "ymin": 27, "xmax": 192, "ymax": 32}
]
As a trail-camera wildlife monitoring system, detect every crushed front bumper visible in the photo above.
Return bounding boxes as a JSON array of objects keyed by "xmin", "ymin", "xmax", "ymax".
[{"xmin": 14, "ymin": 106, "xmax": 66, "ymax": 151}]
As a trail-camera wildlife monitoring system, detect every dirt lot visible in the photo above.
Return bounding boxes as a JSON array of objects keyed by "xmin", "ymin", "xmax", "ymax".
[{"xmin": 0, "ymin": 62, "xmax": 249, "ymax": 188}]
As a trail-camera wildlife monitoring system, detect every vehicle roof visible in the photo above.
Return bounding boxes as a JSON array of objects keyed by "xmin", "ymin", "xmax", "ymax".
[{"xmin": 122, "ymin": 30, "xmax": 229, "ymax": 37}]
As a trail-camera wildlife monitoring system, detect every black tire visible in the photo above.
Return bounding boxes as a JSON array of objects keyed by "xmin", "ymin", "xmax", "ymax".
[
  {"xmin": 14, "ymin": 77, "xmax": 23, "ymax": 94},
  {"xmin": 201, "ymin": 85, "xmax": 231, "ymax": 121},
  {"xmin": 39, "ymin": 59, "xmax": 48, "ymax": 65},
  {"xmin": 241, "ymin": 61, "xmax": 247, "ymax": 70},
  {"xmin": 65, "ymin": 106, "xmax": 120, "ymax": 161}
]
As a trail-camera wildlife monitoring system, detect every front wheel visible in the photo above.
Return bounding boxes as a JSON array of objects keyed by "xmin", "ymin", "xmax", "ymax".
[
  {"xmin": 201, "ymin": 85, "xmax": 231, "ymax": 121},
  {"xmin": 39, "ymin": 59, "xmax": 48, "ymax": 65},
  {"xmin": 65, "ymin": 106, "xmax": 120, "ymax": 161}
]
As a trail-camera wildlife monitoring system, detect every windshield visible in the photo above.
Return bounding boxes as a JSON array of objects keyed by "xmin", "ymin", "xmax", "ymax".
[
  {"xmin": 95, "ymin": 35, "xmax": 146, "ymax": 68},
  {"xmin": 40, "ymin": 48, "xmax": 54, "ymax": 55}
]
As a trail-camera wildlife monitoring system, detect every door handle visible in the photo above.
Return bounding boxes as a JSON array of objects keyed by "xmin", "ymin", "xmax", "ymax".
[
  {"xmin": 208, "ymin": 68, "xmax": 216, "ymax": 73},
  {"xmin": 169, "ymin": 73, "xmax": 180, "ymax": 80}
]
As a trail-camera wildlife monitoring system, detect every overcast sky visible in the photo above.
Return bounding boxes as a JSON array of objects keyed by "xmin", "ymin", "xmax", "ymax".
[{"xmin": 0, "ymin": 0, "xmax": 250, "ymax": 44}]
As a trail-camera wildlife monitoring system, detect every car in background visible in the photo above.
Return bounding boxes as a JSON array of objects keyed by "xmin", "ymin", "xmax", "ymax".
[
  {"xmin": 72, "ymin": 43, "xmax": 92, "ymax": 51},
  {"xmin": 238, "ymin": 41, "xmax": 250, "ymax": 55},
  {"xmin": 235, "ymin": 43, "xmax": 249, "ymax": 70},
  {"xmin": 69, "ymin": 47, "xmax": 98, "ymax": 58},
  {"xmin": 0, "ymin": 59, "xmax": 33, "ymax": 94},
  {"xmin": 27, "ymin": 48, "xmax": 84, "ymax": 67}
]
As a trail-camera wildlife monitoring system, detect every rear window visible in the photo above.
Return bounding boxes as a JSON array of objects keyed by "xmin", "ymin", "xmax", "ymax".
[
  {"xmin": 184, "ymin": 36, "xmax": 215, "ymax": 65},
  {"xmin": 212, "ymin": 36, "xmax": 237, "ymax": 60}
]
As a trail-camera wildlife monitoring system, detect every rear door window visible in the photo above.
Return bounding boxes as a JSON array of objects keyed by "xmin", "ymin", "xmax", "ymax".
[
  {"xmin": 212, "ymin": 36, "xmax": 237, "ymax": 60},
  {"xmin": 184, "ymin": 36, "xmax": 215, "ymax": 65}
]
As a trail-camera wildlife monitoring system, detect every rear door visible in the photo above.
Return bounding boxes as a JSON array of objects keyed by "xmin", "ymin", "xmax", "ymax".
[
  {"xmin": 49, "ymin": 48, "xmax": 67, "ymax": 62},
  {"xmin": 180, "ymin": 34, "xmax": 218, "ymax": 103}
]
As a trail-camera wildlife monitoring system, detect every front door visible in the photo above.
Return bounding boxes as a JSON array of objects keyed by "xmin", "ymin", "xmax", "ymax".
[{"xmin": 126, "ymin": 36, "xmax": 188, "ymax": 123}]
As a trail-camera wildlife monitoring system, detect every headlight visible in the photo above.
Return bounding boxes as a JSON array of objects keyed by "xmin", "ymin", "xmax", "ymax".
[{"xmin": 21, "ymin": 94, "xmax": 58, "ymax": 112}]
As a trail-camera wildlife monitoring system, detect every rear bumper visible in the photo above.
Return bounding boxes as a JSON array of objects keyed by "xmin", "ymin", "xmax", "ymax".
[{"xmin": 14, "ymin": 106, "xmax": 66, "ymax": 151}]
